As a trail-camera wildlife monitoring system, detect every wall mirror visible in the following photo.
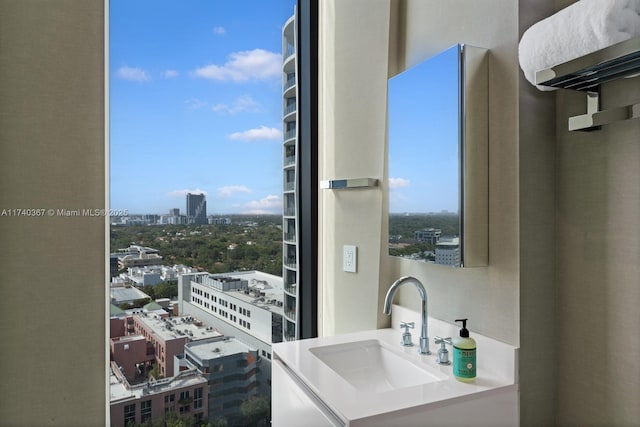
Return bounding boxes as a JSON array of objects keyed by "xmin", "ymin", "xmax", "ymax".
[{"xmin": 388, "ymin": 44, "xmax": 488, "ymax": 267}]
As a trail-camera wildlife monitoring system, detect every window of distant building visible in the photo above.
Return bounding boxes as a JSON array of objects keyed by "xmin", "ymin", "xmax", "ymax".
[
  {"xmin": 193, "ymin": 387, "xmax": 203, "ymax": 409},
  {"xmin": 140, "ymin": 400, "xmax": 152, "ymax": 423},
  {"xmin": 123, "ymin": 403, "xmax": 135, "ymax": 425}
]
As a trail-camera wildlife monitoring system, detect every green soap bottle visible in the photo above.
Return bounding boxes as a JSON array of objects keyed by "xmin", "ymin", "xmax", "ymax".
[{"xmin": 453, "ymin": 318, "xmax": 476, "ymax": 382}]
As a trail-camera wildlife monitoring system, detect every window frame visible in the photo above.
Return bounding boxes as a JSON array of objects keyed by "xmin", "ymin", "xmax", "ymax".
[{"xmin": 296, "ymin": 0, "xmax": 319, "ymax": 340}]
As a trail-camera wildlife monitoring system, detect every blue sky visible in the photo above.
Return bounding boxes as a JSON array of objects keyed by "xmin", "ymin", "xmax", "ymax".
[
  {"xmin": 110, "ymin": 1, "xmax": 458, "ymax": 216},
  {"xmin": 388, "ymin": 46, "xmax": 460, "ymax": 214},
  {"xmin": 110, "ymin": 0, "xmax": 295, "ymax": 215}
]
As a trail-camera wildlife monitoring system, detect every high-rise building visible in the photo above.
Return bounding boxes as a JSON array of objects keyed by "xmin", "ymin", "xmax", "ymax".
[
  {"xmin": 282, "ymin": 12, "xmax": 298, "ymax": 341},
  {"xmin": 186, "ymin": 193, "xmax": 207, "ymax": 225},
  {"xmin": 435, "ymin": 237, "xmax": 461, "ymax": 266}
]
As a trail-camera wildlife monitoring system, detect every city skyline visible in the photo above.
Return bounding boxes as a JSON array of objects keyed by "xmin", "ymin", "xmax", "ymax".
[{"xmin": 109, "ymin": 0, "xmax": 295, "ymax": 215}]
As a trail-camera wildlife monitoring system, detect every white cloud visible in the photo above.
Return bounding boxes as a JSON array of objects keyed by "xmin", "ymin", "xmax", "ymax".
[
  {"xmin": 185, "ymin": 98, "xmax": 208, "ymax": 110},
  {"xmin": 163, "ymin": 70, "xmax": 179, "ymax": 78},
  {"xmin": 389, "ymin": 177, "xmax": 410, "ymax": 189},
  {"xmin": 167, "ymin": 188, "xmax": 208, "ymax": 197},
  {"xmin": 213, "ymin": 26, "xmax": 226, "ymax": 35},
  {"xmin": 212, "ymin": 95, "xmax": 260, "ymax": 114},
  {"xmin": 116, "ymin": 66, "xmax": 150, "ymax": 82},
  {"xmin": 192, "ymin": 49, "xmax": 280, "ymax": 82},
  {"xmin": 228, "ymin": 126, "xmax": 281, "ymax": 142},
  {"xmin": 242, "ymin": 195, "xmax": 281, "ymax": 214},
  {"xmin": 217, "ymin": 185, "xmax": 251, "ymax": 198}
]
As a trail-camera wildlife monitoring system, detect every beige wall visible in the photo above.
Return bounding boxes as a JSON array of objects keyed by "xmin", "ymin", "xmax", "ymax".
[
  {"xmin": 554, "ymin": 3, "xmax": 640, "ymax": 425},
  {"xmin": 0, "ymin": 1, "xmax": 106, "ymax": 426},
  {"xmin": 318, "ymin": 0, "xmax": 392, "ymax": 335},
  {"xmin": 517, "ymin": 2, "xmax": 558, "ymax": 425}
]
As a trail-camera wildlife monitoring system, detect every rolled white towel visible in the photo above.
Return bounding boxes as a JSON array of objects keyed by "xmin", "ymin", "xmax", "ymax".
[{"xmin": 519, "ymin": 0, "xmax": 640, "ymax": 90}]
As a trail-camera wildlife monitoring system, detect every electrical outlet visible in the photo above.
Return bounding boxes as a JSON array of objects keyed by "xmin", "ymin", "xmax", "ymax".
[{"xmin": 343, "ymin": 245, "xmax": 357, "ymax": 273}]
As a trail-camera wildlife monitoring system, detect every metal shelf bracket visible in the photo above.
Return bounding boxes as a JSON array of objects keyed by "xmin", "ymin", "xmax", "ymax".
[{"xmin": 535, "ymin": 37, "xmax": 640, "ymax": 131}]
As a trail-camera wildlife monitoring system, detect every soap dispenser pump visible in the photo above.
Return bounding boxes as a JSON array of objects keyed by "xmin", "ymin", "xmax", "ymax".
[{"xmin": 453, "ymin": 318, "xmax": 477, "ymax": 382}]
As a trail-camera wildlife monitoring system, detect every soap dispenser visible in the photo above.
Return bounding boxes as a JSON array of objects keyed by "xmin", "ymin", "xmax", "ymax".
[{"xmin": 453, "ymin": 318, "xmax": 476, "ymax": 382}]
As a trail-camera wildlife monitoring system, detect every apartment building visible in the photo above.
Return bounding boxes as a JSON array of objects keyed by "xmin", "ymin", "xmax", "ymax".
[
  {"xmin": 282, "ymin": 12, "xmax": 299, "ymax": 342},
  {"xmin": 178, "ymin": 271, "xmax": 283, "ymax": 348},
  {"xmin": 178, "ymin": 271, "xmax": 284, "ymax": 401},
  {"xmin": 435, "ymin": 237, "xmax": 461, "ymax": 266},
  {"xmin": 177, "ymin": 336, "xmax": 259, "ymax": 423},
  {"xmin": 110, "ymin": 362, "xmax": 208, "ymax": 427},
  {"xmin": 115, "ymin": 245, "xmax": 163, "ymax": 269},
  {"xmin": 129, "ymin": 313, "xmax": 222, "ymax": 378},
  {"xmin": 414, "ymin": 228, "xmax": 442, "ymax": 244}
]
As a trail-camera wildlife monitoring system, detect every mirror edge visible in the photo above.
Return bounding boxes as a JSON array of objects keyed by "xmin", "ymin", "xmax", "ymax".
[{"xmin": 460, "ymin": 44, "xmax": 489, "ymax": 267}]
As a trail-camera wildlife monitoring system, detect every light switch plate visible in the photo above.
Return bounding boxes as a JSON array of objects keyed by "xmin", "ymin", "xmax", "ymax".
[{"xmin": 343, "ymin": 245, "xmax": 357, "ymax": 273}]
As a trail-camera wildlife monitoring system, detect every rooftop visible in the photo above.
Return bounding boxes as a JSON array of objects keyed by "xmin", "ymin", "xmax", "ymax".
[
  {"xmin": 115, "ymin": 245, "xmax": 159, "ymax": 255},
  {"xmin": 436, "ymin": 237, "xmax": 460, "ymax": 247},
  {"xmin": 110, "ymin": 286, "xmax": 151, "ymax": 304},
  {"xmin": 135, "ymin": 313, "xmax": 222, "ymax": 342},
  {"xmin": 193, "ymin": 270, "xmax": 284, "ymax": 315},
  {"xmin": 185, "ymin": 336, "xmax": 254, "ymax": 362}
]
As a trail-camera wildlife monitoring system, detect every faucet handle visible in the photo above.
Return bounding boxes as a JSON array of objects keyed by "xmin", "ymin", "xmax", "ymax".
[
  {"xmin": 434, "ymin": 336, "xmax": 452, "ymax": 365},
  {"xmin": 400, "ymin": 321, "xmax": 415, "ymax": 347},
  {"xmin": 434, "ymin": 336, "xmax": 452, "ymax": 345},
  {"xmin": 400, "ymin": 321, "xmax": 415, "ymax": 331}
]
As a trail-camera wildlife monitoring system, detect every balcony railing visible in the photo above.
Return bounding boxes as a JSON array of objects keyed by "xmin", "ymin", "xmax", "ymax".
[
  {"xmin": 284, "ymin": 283, "xmax": 297, "ymax": 294},
  {"xmin": 283, "ymin": 181, "xmax": 295, "ymax": 192},
  {"xmin": 284, "ymin": 155, "xmax": 295, "ymax": 167},
  {"xmin": 283, "ymin": 232, "xmax": 296, "ymax": 243},
  {"xmin": 283, "ymin": 76, "xmax": 296, "ymax": 92},
  {"xmin": 284, "ymin": 309, "xmax": 297, "ymax": 321},
  {"xmin": 283, "ymin": 129, "xmax": 296, "ymax": 140},
  {"xmin": 283, "ymin": 208, "xmax": 296, "ymax": 217},
  {"xmin": 283, "ymin": 46, "xmax": 295, "ymax": 62},
  {"xmin": 283, "ymin": 103, "xmax": 296, "ymax": 116},
  {"xmin": 284, "ymin": 258, "xmax": 297, "ymax": 269}
]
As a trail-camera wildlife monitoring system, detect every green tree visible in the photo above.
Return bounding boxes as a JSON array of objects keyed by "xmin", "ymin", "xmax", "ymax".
[
  {"xmin": 132, "ymin": 297, "xmax": 151, "ymax": 308},
  {"xmin": 210, "ymin": 417, "xmax": 227, "ymax": 427},
  {"xmin": 240, "ymin": 395, "xmax": 270, "ymax": 426}
]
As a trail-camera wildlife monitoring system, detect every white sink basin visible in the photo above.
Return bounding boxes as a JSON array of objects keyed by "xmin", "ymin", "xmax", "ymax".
[{"xmin": 309, "ymin": 339, "xmax": 447, "ymax": 392}]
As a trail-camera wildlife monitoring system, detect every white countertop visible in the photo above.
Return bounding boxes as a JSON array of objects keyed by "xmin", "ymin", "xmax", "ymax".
[{"xmin": 272, "ymin": 308, "xmax": 518, "ymax": 423}]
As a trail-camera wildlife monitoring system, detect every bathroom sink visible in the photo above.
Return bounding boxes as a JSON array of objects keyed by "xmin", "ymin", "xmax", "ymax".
[{"xmin": 309, "ymin": 339, "xmax": 447, "ymax": 392}]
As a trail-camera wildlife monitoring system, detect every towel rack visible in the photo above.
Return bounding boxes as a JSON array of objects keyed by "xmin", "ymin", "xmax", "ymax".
[
  {"xmin": 320, "ymin": 178, "xmax": 378, "ymax": 190},
  {"xmin": 535, "ymin": 37, "xmax": 640, "ymax": 131}
]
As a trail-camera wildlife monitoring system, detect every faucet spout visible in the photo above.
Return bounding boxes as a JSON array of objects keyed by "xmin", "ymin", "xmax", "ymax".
[{"xmin": 383, "ymin": 276, "xmax": 431, "ymax": 355}]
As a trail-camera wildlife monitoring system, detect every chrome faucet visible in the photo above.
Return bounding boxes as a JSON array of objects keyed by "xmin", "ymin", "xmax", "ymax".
[{"xmin": 383, "ymin": 276, "xmax": 431, "ymax": 355}]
